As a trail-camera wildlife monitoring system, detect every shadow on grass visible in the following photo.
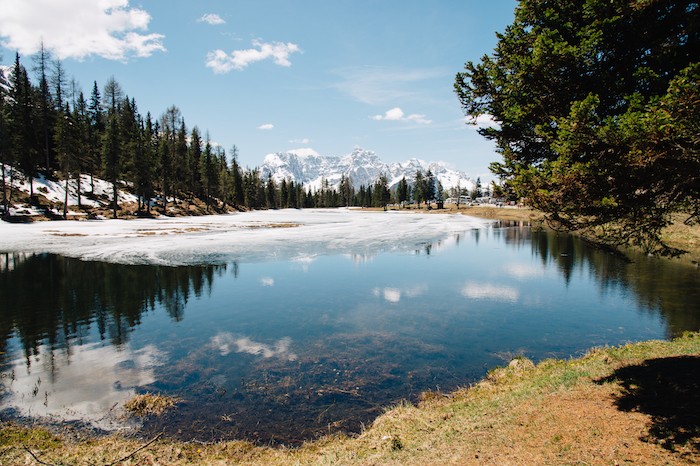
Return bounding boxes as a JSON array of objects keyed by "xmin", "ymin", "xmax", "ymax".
[{"xmin": 597, "ymin": 356, "xmax": 700, "ymax": 452}]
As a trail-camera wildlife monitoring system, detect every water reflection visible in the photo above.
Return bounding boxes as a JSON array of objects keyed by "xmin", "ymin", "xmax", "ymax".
[
  {"xmin": 0, "ymin": 253, "xmax": 228, "ymax": 363},
  {"xmin": 2, "ymin": 341, "xmax": 164, "ymax": 430},
  {"xmin": 461, "ymin": 282, "xmax": 520, "ymax": 302},
  {"xmin": 0, "ymin": 225, "xmax": 699, "ymax": 444}
]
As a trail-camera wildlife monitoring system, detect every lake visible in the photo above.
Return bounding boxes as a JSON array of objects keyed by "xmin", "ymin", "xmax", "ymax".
[{"xmin": 1, "ymin": 217, "xmax": 699, "ymax": 444}]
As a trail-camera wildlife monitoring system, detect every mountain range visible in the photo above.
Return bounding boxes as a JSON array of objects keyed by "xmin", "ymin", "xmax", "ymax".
[{"xmin": 259, "ymin": 147, "xmax": 474, "ymax": 192}]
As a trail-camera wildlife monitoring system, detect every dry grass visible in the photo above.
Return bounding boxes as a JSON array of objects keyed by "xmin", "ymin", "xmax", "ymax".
[
  {"xmin": 3, "ymin": 333, "xmax": 699, "ymax": 465},
  {"xmin": 122, "ymin": 393, "xmax": 180, "ymax": 417}
]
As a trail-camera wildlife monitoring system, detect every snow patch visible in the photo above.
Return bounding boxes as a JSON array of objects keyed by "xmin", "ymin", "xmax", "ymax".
[{"xmin": 0, "ymin": 209, "xmax": 490, "ymax": 266}]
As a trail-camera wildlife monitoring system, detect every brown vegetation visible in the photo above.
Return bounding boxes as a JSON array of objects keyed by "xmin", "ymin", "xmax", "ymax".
[{"xmin": 2, "ymin": 333, "xmax": 698, "ymax": 465}]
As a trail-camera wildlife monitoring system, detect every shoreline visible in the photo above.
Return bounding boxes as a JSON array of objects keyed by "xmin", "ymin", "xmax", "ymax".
[{"xmin": 2, "ymin": 332, "xmax": 698, "ymax": 465}]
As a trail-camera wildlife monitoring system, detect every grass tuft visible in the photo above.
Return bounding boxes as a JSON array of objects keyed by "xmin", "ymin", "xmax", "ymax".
[{"xmin": 123, "ymin": 392, "xmax": 180, "ymax": 417}]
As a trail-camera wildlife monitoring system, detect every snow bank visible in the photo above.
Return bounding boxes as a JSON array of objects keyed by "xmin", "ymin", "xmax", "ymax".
[
  {"xmin": 0, "ymin": 209, "xmax": 489, "ymax": 266},
  {"xmin": 2, "ymin": 165, "xmax": 140, "ymax": 207}
]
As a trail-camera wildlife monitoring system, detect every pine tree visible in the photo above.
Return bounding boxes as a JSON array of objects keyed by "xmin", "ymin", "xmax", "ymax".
[
  {"xmin": 9, "ymin": 53, "xmax": 40, "ymax": 200},
  {"xmin": 372, "ymin": 174, "xmax": 390, "ymax": 208},
  {"xmin": 54, "ymin": 103, "xmax": 77, "ymax": 218},
  {"xmin": 266, "ymin": 174, "xmax": 278, "ymax": 209},
  {"xmin": 0, "ymin": 61, "xmax": 10, "ymax": 215},
  {"xmin": 425, "ymin": 170, "xmax": 435, "ymax": 208},
  {"xmin": 102, "ymin": 112, "xmax": 121, "ymax": 218},
  {"xmin": 175, "ymin": 120, "xmax": 189, "ymax": 201},
  {"xmin": 87, "ymin": 81, "xmax": 104, "ymax": 194},
  {"xmin": 134, "ymin": 113, "xmax": 156, "ymax": 212},
  {"xmin": 414, "ymin": 170, "xmax": 425, "ymax": 207},
  {"xmin": 339, "ymin": 174, "xmax": 353, "ymax": 207},
  {"xmin": 230, "ymin": 146, "xmax": 244, "ymax": 207},
  {"xmin": 397, "ymin": 176, "xmax": 408, "ymax": 206},
  {"xmin": 199, "ymin": 136, "xmax": 214, "ymax": 212},
  {"xmin": 72, "ymin": 91, "xmax": 90, "ymax": 209},
  {"xmin": 33, "ymin": 42, "xmax": 54, "ymax": 171},
  {"xmin": 188, "ymin": 127, "xmax": 203, "ymax": 200}
]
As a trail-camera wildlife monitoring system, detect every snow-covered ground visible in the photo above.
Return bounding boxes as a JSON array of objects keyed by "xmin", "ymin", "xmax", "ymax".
[{"xmin": 0, "ymin": 209, "xmax": 490, "ymax": 266}]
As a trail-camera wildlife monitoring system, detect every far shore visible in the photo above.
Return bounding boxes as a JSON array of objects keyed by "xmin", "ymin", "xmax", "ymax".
[{"xmin": 426, "ymin": 204, "xmax": 700, "ymax": 267}]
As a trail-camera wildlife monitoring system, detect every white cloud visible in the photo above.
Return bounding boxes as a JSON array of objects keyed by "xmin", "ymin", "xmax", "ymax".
[
  {"xmin": 0, "ymin": 0, "xmax": 165, "ymax": 60},
  {"xmin": 260, "ymin": 277, "xmax": 274, "ymax": 286},
  {"xmin": 464, "ymin": 113, "xmax": 500, "ymax": 130},
  {"xmin": 289, "ymin": 138, "xmax": 311, "ymax": 144},
  {"xmin": 198, "ymin": 13, "xmax": 225, "ymax": 25},
  {"xmin": 371, "ymin": 107, "xmax": 431, "ymax": 125},
  {"xmin": 257, "ymin": 123, "xmax": 274, "ymax": 130},
  {"xmin": 205, "ymin": 39, "xmax": 301, "ymax": 73}
]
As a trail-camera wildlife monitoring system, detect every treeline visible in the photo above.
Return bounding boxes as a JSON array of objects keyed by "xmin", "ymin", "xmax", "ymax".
[{"xmin": 0, "ymin": 50, "xmax": 452, "ymax": 219}]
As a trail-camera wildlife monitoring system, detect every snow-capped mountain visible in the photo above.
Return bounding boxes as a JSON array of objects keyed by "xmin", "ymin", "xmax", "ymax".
[{"xmin": 260, "ymin": 147, "xmax": 474, "ymax": 192}]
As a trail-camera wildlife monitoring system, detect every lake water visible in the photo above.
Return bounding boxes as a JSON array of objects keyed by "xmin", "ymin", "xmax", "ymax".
[{"xmin": 1, "ymin": 221, "xmax": 699, "ymax": 444}]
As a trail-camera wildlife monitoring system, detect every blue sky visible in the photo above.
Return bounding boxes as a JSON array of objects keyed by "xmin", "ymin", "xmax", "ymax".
[{"xmin": 0, "ymin": 0, "xmax": 517, "ymax": 179}]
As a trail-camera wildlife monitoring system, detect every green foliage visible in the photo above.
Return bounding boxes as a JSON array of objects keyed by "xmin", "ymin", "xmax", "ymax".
[
  {"xmin": 456, "ymin": 0, "xmax": 700, "ymax": 255},
  {"xmin": 1, "ymin": 53, "xmax": 412, "ymax": 216}
]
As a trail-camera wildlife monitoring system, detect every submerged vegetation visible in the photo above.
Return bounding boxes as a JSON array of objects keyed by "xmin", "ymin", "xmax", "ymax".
[
  {"xmin": 2, "ymin": 332, "xmax": 698, "ymax": 465},
  {"xmin": 123, "ymin": 393, "xmax": 180, "ymax": 418}
]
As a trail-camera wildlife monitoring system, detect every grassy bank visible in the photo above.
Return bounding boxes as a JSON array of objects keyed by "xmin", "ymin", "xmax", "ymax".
[{"xmin": 3, "ymin": 332, "xmax": 699, "ymax": 465}]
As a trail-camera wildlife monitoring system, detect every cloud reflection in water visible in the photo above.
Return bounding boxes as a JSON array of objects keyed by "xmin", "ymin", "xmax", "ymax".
[
  {"xmin": 461, "ymin": 281, "xmax": 520, "ymax": 302},
  {"xmin": 210, "ymin": 333, "xmax": 298, "ymax": 361},
  {"xmin": 0, "ymin": 343, "xmax": 165, "ymax": 430}
]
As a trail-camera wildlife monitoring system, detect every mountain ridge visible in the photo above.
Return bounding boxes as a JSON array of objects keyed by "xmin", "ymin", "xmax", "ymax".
[{"xmin": 260, "ymin": 147, "xmax": 474, "ymax": 192}]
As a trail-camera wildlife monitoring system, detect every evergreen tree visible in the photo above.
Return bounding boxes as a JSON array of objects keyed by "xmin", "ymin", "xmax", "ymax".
[
  {"xmin": 134, "ymin": 113, "xmax": 156, "ymax": 212},
  {"xmin": 455, "ymin": 0, "xmax": 700, "ymax": 254},
  {"xmin": 72, "ymin": 91, "xmax": 90, "ymax": 209},
  {"xmin": 102, "ymin": 111, "xmax": 121, "ymax": 218},
  {"xmin": 119, "ymin": 97, "xmax": 139, "ymax": 186},
  {"xmin": 278, "ymin": 178, "xmax": 288, "ymax": 209},
  {"xmin": 339, "ymin": 174, "xmax": 354, "ymax": 207},
  {"xmin": 54, "ymin": 103, "xmax": 77, "ymax": 218},
  {"xmin": 199, "ymin": 136, "xmax": 215, "ymax": 211},
  {"xmin": 33, "ymin": 42, "xmax": 54, "ymax": 171},
  {"xmin": 230, "ymin": 146, "xmax": 244, "ymax": 207},
  {"xmin": 175, "ymin": 120, "xmax": 189, "ymax": 201},
  {"xmin": 188, "ymin": 127, "xmax": 203, "ymax": 200},
  {"xmin": 373, "ymin": 174, "xmax": 390, "ymax": 208},
  {"xmin": 265, "ymin": 173, "xmax": 278, "ymax": 209},
  {"xmin": 425, "ymin": 169, "xmax": 435, "ymax": 207},
  {"xmin": 414, "ymin": 170, "xmax": 425, "ymax": 206},
  {"xmin": 0, "ymin": 61, "xmax": 10, "ymax": 215},
  {"xmin": 9, "ymin": 53, "xmax": 39, "ymax": 200},
  {"xmin": 217, "ymin": 147, "xmax": 229, "ymax": 209},
  {"xmin": 52, "ymin": 59, "xmax": 68, "ymax": 112},
  {"xmin": 87, "ymin": 81, "xmax": 104, "ymax": 194},
  {"xmin": 397, "ymin": 176, "xmax": 408, "ymax": 206}
]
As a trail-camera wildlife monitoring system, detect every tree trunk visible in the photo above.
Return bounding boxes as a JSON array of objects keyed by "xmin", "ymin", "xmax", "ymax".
[
  {"xmin": 64, "ymin": 176, "xmax": 69, "ymax": 220},
  {"xmin": 8, "ymin": 166, "xmax": 15, "ymax": 216},
  {"xmin": 112, "ymin": 179, "xmax": 118, "ymax": 219},
  {"xmin": 1, "ymin": 163, "xmax": 7, "ymax": 217},
  {"xmin": 76, "ymin": 172, "xmax": 82, "ymax": 209}
]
